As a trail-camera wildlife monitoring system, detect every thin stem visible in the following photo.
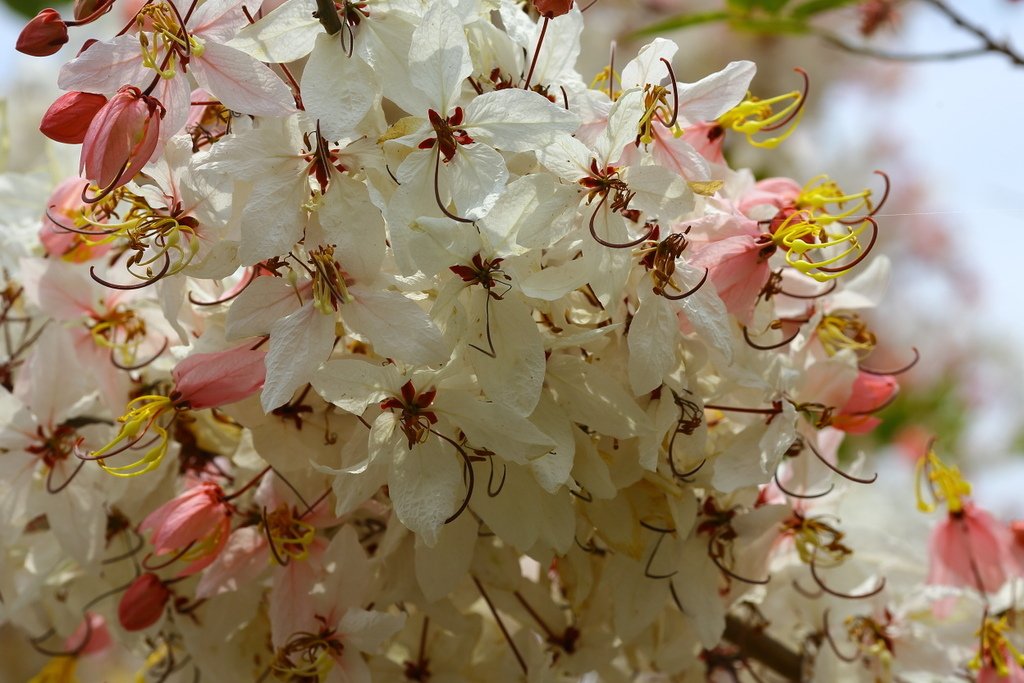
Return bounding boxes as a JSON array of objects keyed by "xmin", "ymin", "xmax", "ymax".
[
  {"xmin": 472, "ymin": 575, "xmax": 527, "ymax": 675},
  {"xmin": 523, "ymin": 17, "xmax": 549, "ymax": 90}
]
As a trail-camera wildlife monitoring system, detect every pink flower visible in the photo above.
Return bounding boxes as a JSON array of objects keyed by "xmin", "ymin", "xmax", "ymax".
[
  {"xmin": 80, "ymin": 85, "xmax": 163, "ymax": 191},
  {"xmin": 65, "ymin": 612, "xmax": 112, "ymax": 656},
  {"xmin": 831, "ymin": 371, "xmax": 898, "ymax": 434},
  {"xmin": 16, "ymin": 9, "xmax": 68, "ymax": 57},
  {"xmin": 39, "ymin": 177, "xmax": 111, "ymax": 262},
  {"xmin": 681, "ymin": 121, "xmax": 726, "ymax": 164},
  {"xmin": 118, "ymin": 573, "xmax": 171, "ymax": 631},
  {"xmin": 688, "ymin": 229, "xmax": 774, "ymax": 323},
  {"xmin": 40, "ymin": 91, "xmax": 107, "ymax": 144},
  {"xmin": 928, "ymin": 503, "xmax": 1021, "ymax": 593},
  {"xmin": 737, "ymin": 177, "xmax": 801, "ymax": 216},
  {"xmin": 140, "ymin": 481, "xmax": 231, "ymax": 575},
  {"xmin": 172, "ymin": 344, "xmax": 268, "ymax": 410}
]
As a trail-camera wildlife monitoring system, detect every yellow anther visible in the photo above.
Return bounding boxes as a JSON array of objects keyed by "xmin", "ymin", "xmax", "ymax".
[
  {"xmin": 771, "ymin": 211, "xmax": 870, "ymax": 282},
  {"xmin": 785, "ymin": 515, "xmax": 850, "ymax": 567},
  {"xmin": 969, "ymin": 616, "xmax": 1024, "ymax": 676},
  {"xmin": 28, "ymin": 657, "xmax": 78, "ymax": 683},
  {"xmin": 92, "ymin": 395, "xmax": 175, "ymax": 478},
  {"xmin": 636, "ymin": 84, "xmax": 673, "ymax": 146},
  {"xmin": 135, "ymin": 642, "xmax": 171, "ymax": 683},
  {"xmin": 796, "ymin": 175, "xmax": 873, "ymax": 226},
  {"xmin": 717, "ymin": 87, "xmax": 804, "ymax": 149},
  {"xmin": 817, "ymin": 313, "xmax": 877, "ymax": 358},
  {"xmin": 266, "ymin": 507, "xmax": 318, "ymax": 563},
  {"xmin": 590, "ymin": 66, "xmax": 621, "ymax": 100},
  {"xmin": 309, "ymin": 246, "xmax": 351, "ymax": 314},
  {"xmin": 914, "ymin": 449, "xmax": 971, "ymax": 515}
]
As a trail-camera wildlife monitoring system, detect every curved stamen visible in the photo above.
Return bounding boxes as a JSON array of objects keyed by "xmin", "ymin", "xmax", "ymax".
[
  {"xmin": 523, "ymin": 16, "xmax": 550, "ymax": 91},
  {"xmin": 773, "ymin": 471, "xmax": 835, "ymax": 500},
  {"xmin": 761, "ymin": 67, "xmax": 809, "ymax": 132},
  {"xmin": 860, "ymin": 347, "xmax": 920, "ymax": 376},
  {"xmin": 89, "ymin": 251, "xmax": 172, "ymax": 290},
  {"xmin": 141, "ymin": 541, "xmax": 198, "ymax": 571},
  {"xmin": 708, "ymin": 530, "xmax": 771, "ymax": 585},
  {"xmin": 262, "ymin": 507, "xmax": 291, "ymax": 568},
  {"xmin": 431, "ymin": 430, "xmax": 476, "ymax": 524},
  {"xmin": 778, "ymin": 280, "xmax": 837, "ymax": 300},
  {"xmin": 810, "ymin": 553, "xmax": 886, "ymax": 600},
  {"xmin": 658, "ymin": 58, "xmax": 679, "ymax": 128},
  {"xmin": 102, "ymin": 530, "xmax": 146, "ymax": 564},
  {"xmin": 805, "ymin": 439, "xmax": 878, "ymax": 484},
  {"xmin": 110, "ymin": 337, "xmax": 169, "ymax": 371},
  {"xmin": 792, "ymin": 579, "xmax": 824, "ymax": 599},
  {"xmin": 808, "ymin": 217, "xmax": 879, "ymax": 275},
  {"xmin": 822, "ymin": 609, "xmax": 860, "ymax": 663},
  {"xmin": 432, "ymin": 148, "xmax": 475, "ymax": 224},
  {"xmin": 81, "ymin": 160, "xmax": 132, "ymax": 204},
  {"xmin": 742, "ymin": 323, "xmax": 801, "ymax": 351},
  {"xmin": 188, "ymin": 270, "xmax": 256, "ymax": 306},
  {"xmin": 847, "ymin": 389, "xmax": 900, "ymax": 416},
  {"xmin": 44, "ymin": 208, "xmax": 120, "ymax": 236},
  {"xmin": 487, "ymin": 456, "xmax": 506, "ymax": 497},
  {"xmin": 74, "ymin": 432, "xmax": 160, "ymax": 461},
  {"xmin": 667, "ymin": 420, "xmax": 705, "ymax": 481},
  {"xmin": 840, "ymin": 170, "xmax": 891, "ymax": 225},
  {"xmin": 660, "ymin": 267, "xmax": 709, "ymax": 301},
  {"xmin": 589, "ymin": 194, "xmax": 656, "ymax": 248},
  {"xmin": 643, "ymin": 528, "xmax": 677, "ymax": 580},
  {"xmin": 45, "ymin": 459, "xmax": 86, "ymax": 494}
]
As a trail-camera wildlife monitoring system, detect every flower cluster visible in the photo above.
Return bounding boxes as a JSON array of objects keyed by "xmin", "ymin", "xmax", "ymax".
[{"xmin": 4, "ymin": 0, "xmax": 1018, "ymax": 681}]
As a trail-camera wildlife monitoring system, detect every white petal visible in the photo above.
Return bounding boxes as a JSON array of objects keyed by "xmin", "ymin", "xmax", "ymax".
[
  {"xmin": 389, "ymin": 435, "xmax": 464, "ymax": 547},
  {"xmin": 627, "ymin": 290, "xmax": 679, "ymax": 396},
  {"xmin": 344, "ymin": 287, "xmax": 449, "ymax": 365},
  {"xmin": 677, "ymin": 60, "xmax": 757, "ymax": 125},
  {"xmin": 302, "ymin": 34, "xmax": 378, "ymax": 142},
  {"xmin": 227, "ymin": 0, "xmax": 320, "ymax": 63},
  {"xmin": 464, "ymin": 89, "xmax": 580, "ymax": 153},
  {"xmin": 406, "ymin": 1, "xmax": 471, "ymax": 114},
  {"xmin": 193, "ymin": 41, "xmax": 296, "ymax": 117},
  {"xmin": 464, "ymin": 291, "xmax": 545, "ymax": 417},
  {"xmin": 449, "ymin": 143, "xmax": 508, "ymax": 221},
  {"xmin": 311, "ymin": 359, "xmax": 400, "ymax": 415},
  {"xmin": 226, "ymin": 275, "xmax": 298, "ymax": 339},
  {"xmin": 57, "ymin": 35, "xmax": 147, "ymax": 94},
  {"xmin": 620, "ymin": 38, "xmax": 678, "ymax": 89},
  {"xmin": 261, "ymin": 302, "xmax": 336, "ymax": 411}
]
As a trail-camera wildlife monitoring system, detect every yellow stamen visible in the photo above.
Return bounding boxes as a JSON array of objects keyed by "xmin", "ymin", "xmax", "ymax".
[
  {"xmin": 784, "ymin": 515, "xmax": 850, "ymax": 567},
  {"xmin": 969, "ymin": 616, "xmax": 1024, "ymax": 676},
  {"xmin": 29, "ymin": 657, "xmax": 78, "ymax": 683},
  {"xmin": 717, "ymin": 88, "xmax": 804, "ymax": 149},
  {"xmin": 590, "ymin": 66, "xmax": 621, "ymax": 100},
  {"xmin": 92, "ymin": 395, "xmax": 175, "ymax": 478},
  {"xmin": 817, "ymin": 313, "xmax": 877, "ymax": 358},
  {"xmin": 796, "ymin": 174, "xmax": 873, "ymax": 226},
  {"xmin": 266, "ymin": 507, "xmax": 318, "ymax": 563},
  {"xmin": 135, "ymin": 642, "xmax": 171, "ymax": 683},
  {"xmin": 915, "ymin": 449, "xmax": 971, "ymax": 514},
  {"xmin": 771, "ymin": 211, "xmax": 869, "ymax": 282}
]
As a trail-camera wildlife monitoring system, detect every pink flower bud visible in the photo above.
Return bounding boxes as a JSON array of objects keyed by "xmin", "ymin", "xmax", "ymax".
[
  {"xmin": 118, "ymin": 573, "xmax": 171, "ymax": 632},
  {"xmin": 172, "ymin": 345, "xmax": 268, "ymax": 410},
  {"xmin": 40, "ymin": 91, "xmax": 108, "ymax": 144},
  {"xmin": 833, "ymin": 371, "xmax": 898, "ymax": 434},
  {"xmin": 80, "ymin": 86, "xmax": 164, "ymax": 191},
  {"xmin": 65, "ymin": 612, "xmax": 112, "ymax": 655},
  {"xmin": 16, "ymin": 9, "xmax": 68, "ymax": 57},
  {"xmin": 73, "ymin": 0, "xmax": 112, "ymax": 22},
  {"xmin": 532, "ymin": 0, "xmax": 573, "ymax": 19},
  {"xmin": 140, "ymin": 482, "xmax": 232, "ymax": 575}
]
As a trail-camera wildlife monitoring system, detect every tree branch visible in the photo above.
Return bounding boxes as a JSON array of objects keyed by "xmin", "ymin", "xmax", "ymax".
[
  {"xmin": 314, "ymin": 0, "xmax": 342, "ymax": 36},
  {"xmin": 920, "ymin": 0, "xmax": 1024, "ymax": 66},
  {"xmin": 724, "ymin": 614, "xmax": 805, "ymax": 682}
]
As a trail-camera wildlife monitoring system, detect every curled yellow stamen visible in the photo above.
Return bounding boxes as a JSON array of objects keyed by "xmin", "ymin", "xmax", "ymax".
[
  {"xmin": 771, "ymin": 211, "xmax": 872, "ymax": 282},
  {"xmin": 28, "ymin": 657, "xmax": 78, "ymax": 683},
  {"xmin": 91, "ymin": 395, "xmax": 176, "ymax": 478},
  {"xmin": 817, "ymin": 312, "xmax": 877, "ymax": 358},
  {"xmin": 969, "ymin": 616, "xmax": 1024, "ymax": 676},
  {"xmin": 266, "ymin": 507, "xmax": 318, "ymax": 563},
  {"xmin": 915, "ymin": 448, "xmax": 971, "ymax": 514},
  {"xmin": 797, "ymin": 174, "xmax": 873, "ymax": 226},
  {"xmin": 717, "ymin": 85, "xmax": 804, "ymax": 148}
]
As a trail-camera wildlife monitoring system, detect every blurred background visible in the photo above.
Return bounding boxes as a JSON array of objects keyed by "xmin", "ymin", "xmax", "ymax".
[{"xmin": 0, "ymin": 0, "xmax": 1022, "ymax": 506}]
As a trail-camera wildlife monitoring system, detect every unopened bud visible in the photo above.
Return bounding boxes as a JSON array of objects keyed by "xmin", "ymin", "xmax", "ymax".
[
  {"xmin": 40, "ymin": 91, "xmax": 107, "ymax": 144},
  {"xmin": 81, "ymin": 86, "xmax": 164, "ymax": 190},
  {"xmin": 16, "ymin": 9, "xmax": 68, "ymax": 57},
  {"xmin": 117, "ymin": 573, "xmax": 170, "ymax": 632},
  {"xmin": 532, "ymin": 0, "xmax": 573, "ymax": 19}
]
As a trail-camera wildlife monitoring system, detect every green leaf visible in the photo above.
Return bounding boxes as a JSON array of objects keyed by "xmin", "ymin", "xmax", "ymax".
[
  {"xmin": 631, "ymin": 10, "xmax": 731, "ymax": 37},
  {"xmin": 728, "ymin": 0, "xmax": 791, "ymax": 11},
  {"xmin": 730, "ymin": 17, "xmax": 811, "ymax": 35},
  {"xmin": 789, "ymin": 0, "xmax": 860, "ymax": 19}
]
